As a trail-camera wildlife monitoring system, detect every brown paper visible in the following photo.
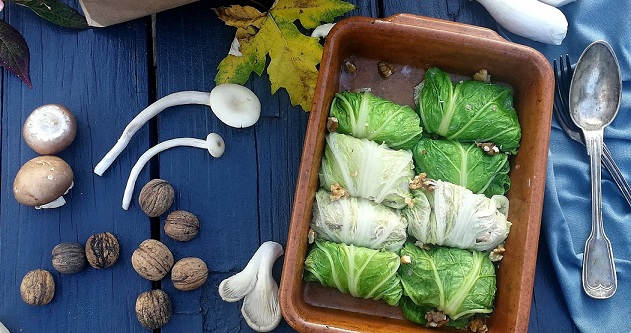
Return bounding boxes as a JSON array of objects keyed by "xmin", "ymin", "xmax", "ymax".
[{"xmin": 79, "ymin": 0, "xmax": 198, "ymax": 27}]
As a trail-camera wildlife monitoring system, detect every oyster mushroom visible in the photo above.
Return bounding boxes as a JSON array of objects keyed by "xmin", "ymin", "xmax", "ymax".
[
  {"xmin": 13, "ymin": 155, "xmax": 74, "ymax": 209},
  {"xmin": 218, "ymin": 241, "xmax": 284, "ymax": 332},
  {"xmin": 22, "ymin": 104, "xmax": 77, "ymax": 155},
  {"xmin": 94, "ymin": 83, "xmax": 260, "ymax": 176},
  {"xmin": 122, "ymin": 133, "xmax": 225, "ymax": 210}
]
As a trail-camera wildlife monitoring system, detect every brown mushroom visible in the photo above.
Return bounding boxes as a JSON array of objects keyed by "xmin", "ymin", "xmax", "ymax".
[
  {"xmin": 13, "ymin": 155, "xmax": 74, "ymax": 209},
  {"xmin": 22, "ymin": 104, "xmax": 77, "ymax": 155}
]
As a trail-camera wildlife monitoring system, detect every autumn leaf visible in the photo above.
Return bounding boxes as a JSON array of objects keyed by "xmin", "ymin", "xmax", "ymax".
[
  {"xmin": 0, "ymin": 20, "xmax": 32, "ymax": 88},
  {"xmin": 215, "ymin": 0, "xmax": 355, "ymax": 111},
  {"xmin": 13, "ymin": 0, "xmax": 89, "ymax": 29}
]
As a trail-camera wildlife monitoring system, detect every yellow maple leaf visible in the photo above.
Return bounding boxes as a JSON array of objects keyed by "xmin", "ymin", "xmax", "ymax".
[{"xmin": 214, "ymin": 0, "xmax": 355, "ymax": 111}]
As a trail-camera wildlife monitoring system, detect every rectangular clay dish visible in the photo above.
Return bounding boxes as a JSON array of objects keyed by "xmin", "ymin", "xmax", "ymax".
[{"xmin": 280, "ymin": 14, "xmax": 554, "ymax": 333}]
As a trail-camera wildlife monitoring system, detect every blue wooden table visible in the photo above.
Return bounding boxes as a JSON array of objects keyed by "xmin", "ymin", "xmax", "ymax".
[{"xmin": 0, "ymin": 0, "xmax": 580, "ymax": 332}]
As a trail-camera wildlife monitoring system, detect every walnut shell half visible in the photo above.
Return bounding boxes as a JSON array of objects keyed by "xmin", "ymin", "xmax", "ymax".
[
  {"xmin": 138, "ymin": 179, "xmax": 174, "ymax": 217},
  {"xmin": 52, "ymin": 242, "xmax": 86, "ymax": 274},
  {"xmin": 20, "ymin": 269, "xmax": 55, "ymax": 306},
  {"xmin": 164, "ymin": 210, "xmax": 200, "ymax": 242},
  {"xmin": 85, "ymin": 232, "xmax": 120, "ymax": 269},
  {"xmin": 132, "ymin": 239, "xmax": 174, "ymax": 281},
  {"xmin": 135, "ymin": 289, "xmax": 172, "ymax": 330},
  {"xmin": 171, "ymin": 257, "xmax": 208, "ymax": 291}
]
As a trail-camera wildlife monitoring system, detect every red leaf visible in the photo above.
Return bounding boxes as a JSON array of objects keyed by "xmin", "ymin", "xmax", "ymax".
[{"xmin": 0, "ymin": 20, "xmax": 32, "ymax": 88}]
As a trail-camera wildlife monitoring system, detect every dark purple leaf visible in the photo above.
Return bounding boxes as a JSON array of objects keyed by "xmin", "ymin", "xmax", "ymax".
[
  {"xmin": 13, "ymin": 0, "xmax": 89, "ymax": 29},
  {"xmin": 0, "ymin": 20, "xmax": 31, "ymax": 88}
]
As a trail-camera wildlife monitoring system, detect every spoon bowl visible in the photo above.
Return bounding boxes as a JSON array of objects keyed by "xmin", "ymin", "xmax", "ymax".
[
  {"xmin": 569, "ymin": 40, "xmax": 621, "ymax": 299},
  {"xmin": 570, "ymin": 41, "xmax": 622, "ymax": 130}
]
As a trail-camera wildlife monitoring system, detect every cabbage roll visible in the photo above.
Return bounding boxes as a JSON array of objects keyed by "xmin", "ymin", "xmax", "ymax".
[
  {"xmin": 399, "ymin": 243, "xmax": 496, "ymax": 321},
  {"xmin": 415, "ymin": 67, "xmax": 521, "ymax": 154},
  {"xmin": 412, "ymin": 138, "xmax": 510, "ymax": 196},
  {"xmin": 304, "ymin": 240, "xmax": 402, "ymax": 306},
  {"xmin": 311, "ymin": 189, "xmax": 407, "ymax": 252},
  {"xmin": 404, "ymin": 174, "xmax": 511, "ymax": 252},
  {"xmin": 319, "ymin": 133, "xmax": 414, "ymax": 209},
  {"xmin": 329, "ymin": 91, "xmax": 423, "ymax": 150}
]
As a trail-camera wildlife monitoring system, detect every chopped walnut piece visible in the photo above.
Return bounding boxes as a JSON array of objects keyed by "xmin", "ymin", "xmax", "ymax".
[
  {"xmin": 307, "ymin": 229, "xmax": 317, "ymax": 244},
  {"xmin": 425, "ymin": 310, "xmax": 449, "ymax": 328},
  {"xmin": 405, "ymin": 197, "xmax": 414, "ymax": 209},
  {"xmin": 476, "ymin": 142, "xmax": 501, "ymax": 156},
  {"xmin": 489, "ymin": 244, "xmax": 506, "ymax": 262},
  {"xmin": 378, "ymin": 61, "xmax": 395, "ymax": 79},
  {"xmin": 473, "ymin": 69, "xmax": 491, "ymax": 83},
  {"xmin": 330, "ymin": 183, "xmax": 349, "ymax": 200},
  {"xmin": 469, "ymin": 318, "xmax": 488, "ymax": 333},
  {"xmin": 343, "ymin": 60, "xmax": 357, "ymax": 74},
  {"xmin": 326, "ymin": 117, "xmax": 339, "ymax": 132},
  {"xmin": 400, "ymin": 255, "xmax": 412, "ymax": 264},
  {"xmin": 409, "ymin": 173, "xmax": 436, "ymax": 191},
  {"xmin": 414, "ymin": 241, "xmax": 431, "ymax": 251}
]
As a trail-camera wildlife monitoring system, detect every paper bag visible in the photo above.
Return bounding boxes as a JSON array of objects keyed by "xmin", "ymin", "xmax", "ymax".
[{"xmin": 79, "ymin": 0, "xmax": 198, "ymax": 27}]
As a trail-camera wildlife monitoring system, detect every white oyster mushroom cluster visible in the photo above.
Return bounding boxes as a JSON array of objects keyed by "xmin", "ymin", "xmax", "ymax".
[{"xmin": 219, "ymin": 241, "xmax": 284, "ymax": 332}]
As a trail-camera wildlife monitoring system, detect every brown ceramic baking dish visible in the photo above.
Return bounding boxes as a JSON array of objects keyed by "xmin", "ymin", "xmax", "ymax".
[{"xmin": 280, "ymin": 14, "xmax": 554, "ymax": 333}]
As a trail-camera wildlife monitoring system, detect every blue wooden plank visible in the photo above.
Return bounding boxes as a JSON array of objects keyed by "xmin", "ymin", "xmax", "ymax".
[
  {"xmin": 152, "ymin": 3, "xmax": 263, "ymax": 332},
  {"xmin": 0, "ymin": 2, "xmax": 153, "ymax": 332}
]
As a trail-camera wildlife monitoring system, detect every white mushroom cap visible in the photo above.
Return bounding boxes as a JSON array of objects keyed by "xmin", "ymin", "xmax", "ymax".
[
  {"xmin": 22, "ymin": 104, "xmax": 77, "ymax": 155},
  {"xmin": 206, "ymin": 133, "xmax": 225, "ymax": 158},
  {"xmin": 13, "ymin": 155, "xmax": 74, "ymax": 208},
  {"xmin": 209, "ymin": 83, "xmax": 261, "ymax": 128}
]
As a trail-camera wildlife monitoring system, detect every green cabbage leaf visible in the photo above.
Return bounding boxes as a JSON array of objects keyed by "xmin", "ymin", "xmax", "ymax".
[
  {"xmin": 319, "ymin": 133, "xmax": 414, "ymax": 209},
  {"xmin": 404, "ymin": 177, "xmax": 511, "ymax": 252},
  {"xmin": 311, "ymin": 189, "xmax": 408, "ymax": 252},
  {"xmin": 412, "ymin": 138, "xmax": 510, "ymax": 196},
  {"xmin": 330, "ymin": 91, "xmax": 423, "ymax": 150},
  {"xmin": 399, "ymin": 243, "xmax": 496, "ymax": 320},
  {"xmin": 304, "ymin": 240, "xmax": 403, "ymax": 306},
  {"xmin": 416, "ymin": 67, "xmax": 521, "ymax": 154}
]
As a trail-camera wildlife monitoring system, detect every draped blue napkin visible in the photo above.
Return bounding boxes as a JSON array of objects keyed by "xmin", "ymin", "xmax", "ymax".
[{"xmin": 500, "ymin": 1, "xmax": 631, "ymax": 332}]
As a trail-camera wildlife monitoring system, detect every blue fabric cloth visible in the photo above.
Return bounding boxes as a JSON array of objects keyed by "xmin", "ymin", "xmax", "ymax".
[{"xmin": 499, "ymin": 1, "xmax": 631, "ymax": 332}]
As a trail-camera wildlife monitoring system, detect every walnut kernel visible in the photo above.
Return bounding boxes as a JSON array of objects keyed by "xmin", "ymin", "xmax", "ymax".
[
  {"xmin": 164, "ymin": 210, "xmax": 200, "ymax": 242},
  {"xmin": 85, "ymin": 232, "xmax": 120, "ymax": 269},
  {"xmin": 20, "ymin": 269, "xmax": 55, "ymax": 306},
  {"xmin": 135, "ymin": 289, "xmax": 172, "ymax": 330},
  {"xmin": 139, "ymin": 179, "xmax": 174, "ymax": 217},
  {"xmin": 132, "ymin": 239, "xmax": 174, "ymax": 281},
  {"xmin": 171, "ymin": 257, "xmax": 208, "ymax": 291}
]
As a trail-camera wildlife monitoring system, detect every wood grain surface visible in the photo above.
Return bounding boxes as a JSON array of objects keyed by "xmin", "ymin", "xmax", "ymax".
[{"xmin": 0, "ymin": 0, "xmax": 579, "ymax": 332}]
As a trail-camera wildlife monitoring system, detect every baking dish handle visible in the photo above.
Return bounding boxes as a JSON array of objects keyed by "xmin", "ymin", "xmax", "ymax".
[{"xmin": 383, "ymin": 13, "xmax": 505, "ymax": 42}]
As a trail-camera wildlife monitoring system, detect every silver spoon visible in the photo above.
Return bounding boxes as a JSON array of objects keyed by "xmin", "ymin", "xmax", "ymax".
[{"xmin": 569, "ymin": 40, "xmax": 621, "ymax": 299}]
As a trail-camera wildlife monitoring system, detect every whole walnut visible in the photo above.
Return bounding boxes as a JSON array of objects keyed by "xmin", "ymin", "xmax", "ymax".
[
  {"xmin": 164, "ymin": 210, "xmax": 200, "ymax": 241},
  {"xmin": 139, "ymin": 179, "xmax": 174, "ymax": 217},
  {"xmin": 52, "ymin": 242, "xmax": 86, "ymax": 274},
  {"xmin": 171, "ymin": 257, "xmax": 208, "ymax": 291},
  {"xmin": 20, "ymin": 269, "xmax": 55, "ymax": 306},
  {"xmin": 132, "ymin": 239, "xmax": 174, "ymax": 281},
  {"xmin": 85, "ymin": 232, "xmax": 120, "ymax": 269},
  {"xmin": 135, "ymin": 289, "xmax": 172, "ymax": 330}
]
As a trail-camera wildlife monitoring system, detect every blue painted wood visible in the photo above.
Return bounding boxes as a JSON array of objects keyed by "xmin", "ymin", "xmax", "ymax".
[
  {"xmin": 0, "ymin": 0, "xmax": 580, "ymax": 332},
  {"xmin": 0, "ymin": 2, "xmax": 153, "ymax": 333}
]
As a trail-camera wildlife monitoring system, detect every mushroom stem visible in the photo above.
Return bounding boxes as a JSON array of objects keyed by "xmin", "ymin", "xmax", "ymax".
[
  {"xmin": 94, "ymin": 91, "xmax": 210, "ymax": 176},
  {"xmin": 122, "ymin": 133, "xmax": 224, "ymax": 210}
]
